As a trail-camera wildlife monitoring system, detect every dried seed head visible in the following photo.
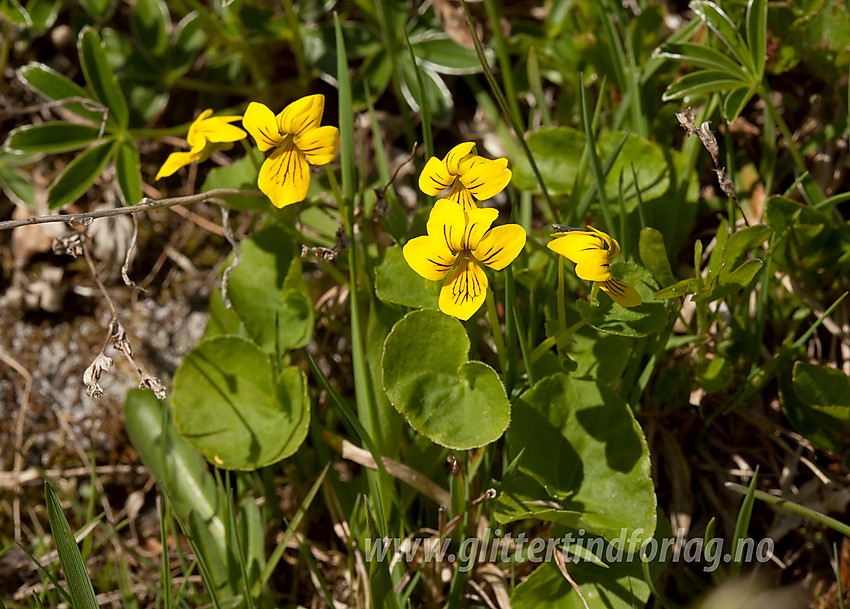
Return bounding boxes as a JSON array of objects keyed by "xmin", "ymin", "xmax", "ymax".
[
  {"xmin": 83, "ymin": 354, "xmax": 113, "ymax": 398},
  {"xmin": 52, "ymin": 234, "xmax": 84, "ymax": 258},
  {"xmin": 139, "ymin": 373, "xmax": 167, "ymax": 399}
]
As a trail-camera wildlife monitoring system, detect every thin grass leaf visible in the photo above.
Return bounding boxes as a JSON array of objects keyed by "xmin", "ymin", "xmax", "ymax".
[
  {"xmin": 402, "ymin": 29, "xmax": 433, "ymax": 160},
  {"xmin": 45, "ymin": 483, "xmax": 99, "ymax": 609},
  {"xmin": 746, "ymin": 0, "xmax": 767, "ymax": 80},
  {"xmin": 579, "ymin": 80, "xmax": 614, "ymax": 233},
  {"xmin": 691, "ymin": 1, "xmax": 757, "ymax": 76},
  {"xmin": 15, "ymin": 541, "xmax": 75, "ymax": 606},
  {"xmin": 159, "ymin": 497, "xmax": 174, "ymax": 609},
  {"xmin": 729, "ymin": 467, "xmax": 758, "ymax": 576}
]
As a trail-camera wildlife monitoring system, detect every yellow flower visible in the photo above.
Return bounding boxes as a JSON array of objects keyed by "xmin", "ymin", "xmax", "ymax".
[
  {"xmin": 243, "ymin": 95, "xmax": 339, "ymax": 208},
  {"xmin": 403, "ymin": 199, "xmax": 526, "ymax": 320},
  {"xmin": 418, "ymin": 142, "xmax": 512, "ymax": 210},
  {"xmin": 548, "ymin": 225, "xmax": 641, "ymax": 308},
  {"xmin": 155, "ymin": 109, "xmax": 247, "ymax": 180}
]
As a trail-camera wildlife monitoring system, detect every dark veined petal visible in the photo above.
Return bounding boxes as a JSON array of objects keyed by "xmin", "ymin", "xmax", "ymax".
[
  {"xmin": 402, "ymin": 235, "xmax": 457, "ymax": 281},
  {"xmin": 574, "ymin": 248, "xmax": 613, "ymax": 282},
  {"xmin": 444, "ymin": 142, "xmax": 476, "ymax": 174},
  {"xmin": 294, "ymin": 125, "xmax": 339, "ymax": 165},
  {"xmin": 244, "ymin": 102, "xmax": 284, "ymax": 151},
  {"xmin": 547, "ymin": 230, "xmax": 606, "ymax": 264},
  {"xmin": 258, "ymin": 141, "xmax": 310, "ymax": 208},
  {"xmin": 426, "ymin": 198, "xmax": 467, "ymax": 254},
  {"xmin": 419, "ymin": 156, "xmax": 455, "ymax": 196},
  {"xmin": 277, "ymin": 94, "xmax": 325, "ymax": 136},
  {"xmin": 598, "ymin": 277, "xmax": 641, "ymax": 307},
  {"xmin": 444, "ymin": 181, "xmax": 477, "ymax": 211},
  {"xmin": 458, "ymin": 156, "xmax": 512, "ymax": 200},
  {"xmin": 439, "ymin": 257, "xmax": 488, "ymax": 320},
  {"xmin": 458, "ymin": 206, "xmax": 498, "ymax": 251},
  {"xmin": 472, "ymin": 224, "xmax": 526, "ymax": 270},
  {"xmin": 586, "ymin": 225, "xmax": 620, "ymax": 259}
]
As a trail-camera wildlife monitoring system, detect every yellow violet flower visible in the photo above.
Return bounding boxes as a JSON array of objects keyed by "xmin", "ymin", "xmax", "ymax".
[
  {"xmin": 155, "ymin": 109, "xmax": 247, "ymax": 180},
  {"xmin": 403, "ymin": 199, "xmax": 526, "ymax": 320},
  {"xmin": 418, "ymin": 142, "xmax": 512, "ymax": 210},
  {"xmin": 243, "ymin": 95, "xmax": 339, "ymax": 208},
  {"xmin": 548, "ymin": 225, "xmax": 641, "ymax": 308}
]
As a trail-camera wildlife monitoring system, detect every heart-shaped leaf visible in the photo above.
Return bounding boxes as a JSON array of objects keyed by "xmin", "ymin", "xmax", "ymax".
[{"xmin": 382, "ymin": 310, "xmax": 510, "ymax": 449}]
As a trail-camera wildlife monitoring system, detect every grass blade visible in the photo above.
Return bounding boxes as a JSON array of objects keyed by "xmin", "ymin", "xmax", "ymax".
[{"xmin": 44, "ymin": 483, "xmax": 99, "ymax": 609}]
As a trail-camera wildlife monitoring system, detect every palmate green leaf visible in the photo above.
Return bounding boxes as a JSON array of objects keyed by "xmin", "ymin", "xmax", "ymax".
[
  {"xmin": 662, "ymin": 69, "xmax": 750, "ymax": 102},
  {"xmin": 654, "ymin": 42, "xmax": 751, "ymax": 80},
  {"xmin": 169, "ymin": 12, "xmax": 206, "ymax": 78},
  {"xmin": 44, "ymin": 484, "xmax": 99, "ymax": 609},
  {"xmin": 692, "ymin": 1, "xmax": 757, "ymax": 76},
  {"xmin": 173, "ymin": 337, "xmax": 310, "ymax": 470},
  {"xmin": 131, "ymin": 0, "xmax": 169, "ymax": 59},
  {"xmin": 502, "ymin": 373, "xmax": 656, "ymax": 542},
  {"xmin": 17, "ymin": 63, "xmax": 104, "ymax": 124},
  {"xmin": 0, "ymin": 164, "xmax": 35, "ymax": 206},
  {"xmin": 374, "ymin": 245, "xmax": 440, "ymax": 310},
  {"xmin": 47, "ymin": 139, "xmax": 116, "ymax": 209},
  {"xmin": 722, "ymin": 84, "xmax": 757, "ymax": 122},
  {"xmin": 382, "ymin": 310, "xmax": 510, "ymax": 449},
  {"xmin": 78, "ymin": 27, "xmax": 129, "ymax": 128},
  {"xmin": 410, "ymin": 32, "xmax": 485, "ymax": 75},
  {"xmin": 0, "ymin": 0, "xmax": 29, "ymax": 25},
  {"xmin": 25, "ymin": 0, "xmax": 61, "ymax": 31},
  {"xmin": 746, "ymin": 0, "xmax": 767, "ymax": 80},
  {"xmin": 4, "ymin": 122, "xmax": 102, "ymax": 154},
  {"xmin": 400, "ymin": 59, "xmax": 453, "ymax": 122},
  {"xmin": 578, "ymin": 262, "xmax": 667, "ymax": 338}
]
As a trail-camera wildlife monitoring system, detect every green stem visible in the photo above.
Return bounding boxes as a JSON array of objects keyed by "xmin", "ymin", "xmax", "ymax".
[
  {"xmin": 482, "ymin": 0, "xmax": 522, "ymax": 122},
  {"xmin": 486, "ymin": 288, "xmax": 507, "ymax": 375}
]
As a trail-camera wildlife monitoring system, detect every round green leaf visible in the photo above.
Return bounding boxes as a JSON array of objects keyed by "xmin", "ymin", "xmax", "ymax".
[
  {"xmin": 382, "ymin": 310, "xmax": 510, "ymax": 449},
  {"xmin": 5, "ymin": 122, "xmax": 102, "ymax": 154},
  {"xmin": 504, "ymin": 373, "xmax": 656, "ymax": 541},
  {"xmin": 173, "ymin": 337, "xmax": 310, "ymax": 470},
  {"xmin": 578, "ymin": 262, "xmax": 668, "ymax": 337},
  {"xmin": 47, "ymin": 139, "xmax": 116, "ymax": 209},
  {"xmin": 374, "ymin": 244, "xmax": 440, "ymax": 310},
  {"xmin": 78, "ymin": 27, "xmax": 129, "ymax": 128},
  {"xmin": 201, "ymin": 148, "xmax": 268, "ymax": 211},
  {"xmin": 598, "ymin": 131, "xmax": 669, "ymax": 205},
  {"xmin": 510, "ymin": 126, "xmax": 586, "ymax": 193}
]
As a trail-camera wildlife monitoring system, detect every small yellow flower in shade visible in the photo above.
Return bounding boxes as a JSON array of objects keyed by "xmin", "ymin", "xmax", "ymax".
[
  {"xmin": 548, "ymin": 225, "xmax": 641, "ymax": 308},
  {"xmin": 403, "ymin": 199, "xmax": 526, "ymax": 320},
  {"xmin": 155, "ymin": 109, "xmax": 247, "ymax": 180},
  {"xmin": 418, "ymin": 142, "xmax": 512, "ymax": 210},
  {"xmin": 243, "ymin": 95, "xmax": 339, "ymax": 208}
]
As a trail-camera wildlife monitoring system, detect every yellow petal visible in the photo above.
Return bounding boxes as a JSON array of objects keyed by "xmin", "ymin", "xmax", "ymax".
[
  {"xmin": 444, "ymin": 182, "xmax": 477, "ymax": 211},
  {"xmin": 439, "ymin": 257, "xmax": 488, "ymax": 321},
  {"xmin": 294, "ymin": 125, "xmax": 339, "ymax": 165},
  {"xmin": 426, "ymin": 198, "xmax": 467, "ymax": 253},
  {"xmin": 403, "ymin": 235, "xmax": 457, "ymax": 281},
  {"xmin": 199, "ymin": 116, "xmax": 248, "ymax": 144},
  {"xmin": 244, "ymin": 102, "xmax": 284, "ymax": 151},
  {"xmin": 185, "ymin": 109, "xmax": 214, "ymax": 150},
  {"xmin": 444, "ymin": 142, "xmax": 476, "ymax": 174},
  {"xmin": 459, "ymin": 206, "xmax": 499, "ymax": 251},
  {"xmin": 155, "ymin": 150, "xmax": 200, "ymax": 180},
  {"xmin": 458, "ymin": 156, "xmax": 512, "ymax": 200},
  {"xmin": 472, "ymin": 224, "xmax": 526, "ymax": 270},
  {"xmin": 419, "ymin": 156, "xmax": 455, "ymax": 196},
  {"xmin": 586, "ymin": 225, "xmax": 620, "ymax": 259},
  {"xmin": 547, "ymin": 231, "xmax": 605, "ymax": 264},
  {"xmin": 599, "ymin": 277, "xmax": 641, "ymax": 307},
  {"xmin": 574, "ymin": 249, "xmax": 613, "ymax": 282},
  {"xmin": 277, "ymin": 94, "xmax": 325, "ymax": 136},
  {"xmin": 258, "ymin": 142, "xmax": 310, "ymax": 208}
]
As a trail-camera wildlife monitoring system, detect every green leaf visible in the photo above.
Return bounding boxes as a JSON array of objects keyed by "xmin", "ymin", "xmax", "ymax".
[
  {"xmin": 510, "ymin": 126, "xmax": 585, "ymax": 193},
  {"xmin": 578, "ymin": 262, "xmax": 668, "ymax": 338},
  {"xmin": 654, "ymin": 278, "xmax": 696, "ymax": 299},
  {"xmin": 722, "ymin": 84, "xmax": 756, "ymax": 122},
  {"xmin": 169, "ymin": 12, "xmax": 207, "ymax": 78},
  {"xmin": 662, "ymin": 69, "xmax": 750, "ymax": 101},
  {"xmin": 173, "ymin": 337, "xmax": 311, "ymax": 470},
  {"xmin": 374, "ymin": 244, "xmax": 441, "ymax": 309},
  {"xmin": 746, "ymin": 0, "xmax": 767, "ymax": 79},
  {"xmin": 25, "ymin": 0, "xmax": 61, "ymax": 31},
  {"xmin": 78, "ymin": 0, "xmax": 111, "ymax": 20},
  {"xmin": 0, "ymin": 164, "xmax": 35, "ymax": 206},
  {"xmin": 638, "ymin": 227, "xmax": 675, "ymax": 287},
  {"xmin": 400, "ymin": 59, "xmax": 453, "ymax": 122},
  {"xmin": 201, "ymin": 148, "xmax": 267, "ymax": 210},
  {"xmin": 382, "ymin": 310, "xmax": 510, "ymax": 449},
  {"xmin": 78, "ymin": 27, "xmax": 129, "ymax": 128},
  {"xmin": 115, "ymin": 138, "xmax": 142, "ymax": 205},
  {"xmin": 655, "ymin": 42, "xmax": 751, "ymax": 79},
  {"xmin": 781, "ymin": 371, "xmax": 850, "ymax": 452},
  {"xmin": 696, "ymin": 357, "xmax": 734, "ymax": 394},
  {"xmin": 224, "ymin": 226, "xmax": 314, "ymax": 353},
  {"xmin": 692, "ymin": 1, "xmax": 757, "ymax": 75},
  {"xmin": 510, "ymin": 557, "xmax": 650, "ymax": 609},
  {"xmin": 47, "ymin": 139, "xmax": 116, "ymax": 209},
  {"xmin": 131, "ymin": 0, "xmax": 169, "ymax": 58},
  {"xmin": 17, "ymin": 63, "xmax": 104, "ymax": 123},
  {"xmin": 695, "ymin": 258, "xmax": 763, "ymax": 302},
  {"xmin": 598, "ymin": 132, "xmax": 669, "ymax": 205},
  {"xmin": 44, "ymin": 484, "xmax": 99, "ymax": 609},
  {"xmin": 0, "ymin": 0, "xmax": 30, "ymax": 25},
  {"xmin": 4, "ymin": 122, "xmax": 102, "ymax": 154},
  {"xmin": 410, "ymin": 33, "xmax": 485, "ymax": 75},
  {"xmin": 793, "ymin": 362, "xmax": 850, "ymax": 408},
  {"xmin": 502, "ymin": 373, "xmax": 656, "ymax": 541}
]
